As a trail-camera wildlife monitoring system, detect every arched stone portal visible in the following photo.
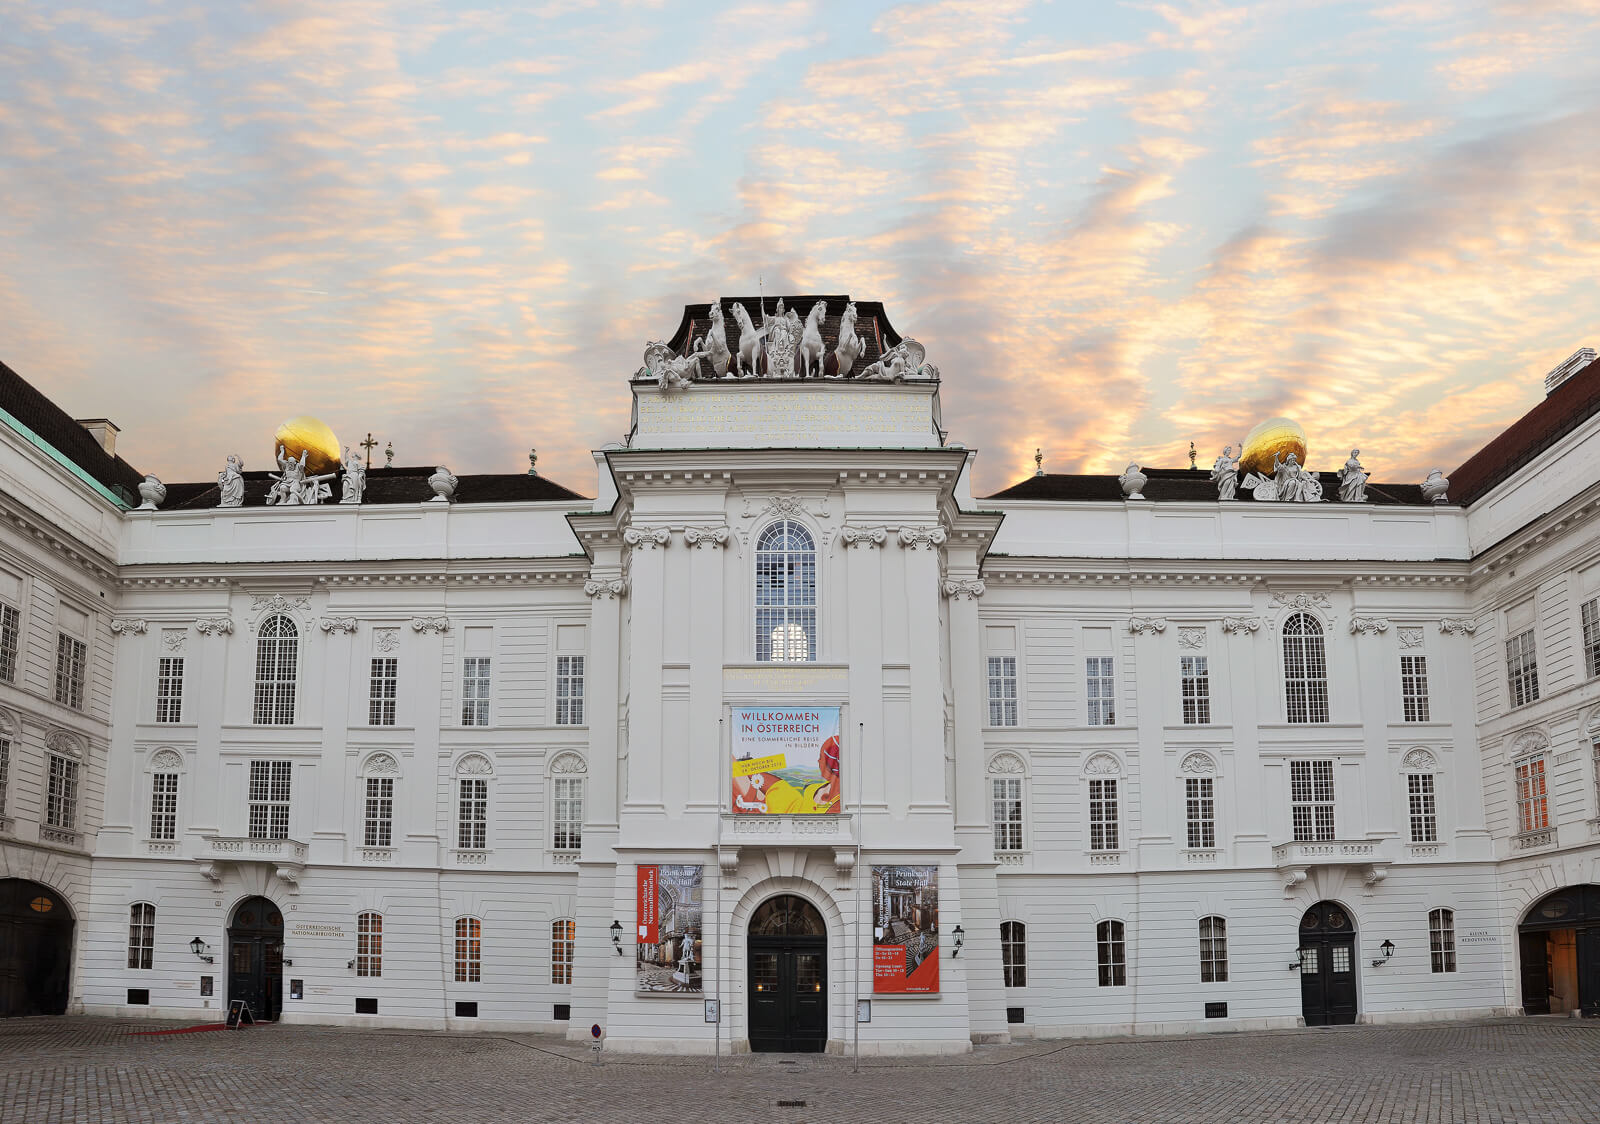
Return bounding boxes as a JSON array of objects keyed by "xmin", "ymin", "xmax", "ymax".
[
  {"xmin": 1518, "ymin": 885, "xmax": 1600, "ymax": 1017},
  {"xmin": 1298, "ymin": 900, "xmax": 1358, "ymax": 1026},
  {"xmin": 227, "ymin": 896, "xmax": 285, "ymax": 1022},
  {"xmin": 0, "ymin": 879, "xmax": 73, "ymax": 1017},
  {"xmin": 747, "ymin": 894, "xmax": 827, "ymax": 1052}
]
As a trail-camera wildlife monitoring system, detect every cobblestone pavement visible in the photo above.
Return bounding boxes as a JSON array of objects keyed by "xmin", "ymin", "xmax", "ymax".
[{"xmin": 2, "ymin": 1016, "xmax": 1598, "ymax": 1123}]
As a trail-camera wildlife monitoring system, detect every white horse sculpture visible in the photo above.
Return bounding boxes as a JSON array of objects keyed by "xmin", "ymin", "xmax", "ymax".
[
  {"xmin": 798, "ymin": 301, "xmax": 827, "ymax": 378},
  {"xmin": 833, "ymin": 301, "xmax": 865, "ymax": 377},
  {"xmin": 694, "ymin": 303, "xmax": 733, "ymax": 378},
  {"xmin": 732, "ymin": 303, "xmax": 766, "ymax": 377}
]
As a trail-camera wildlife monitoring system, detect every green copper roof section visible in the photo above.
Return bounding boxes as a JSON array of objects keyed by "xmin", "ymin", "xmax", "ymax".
[{"xmin": 0, "ymin": 403, "xmax": 133, "ymax": 511}]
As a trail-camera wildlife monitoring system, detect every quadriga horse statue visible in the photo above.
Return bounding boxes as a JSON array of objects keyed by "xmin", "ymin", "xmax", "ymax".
[
  {"xmin": 833, "ymin": 301, "xmax": 865, "ymax": 378},
  {"xmin": 731, "ymin": 303, "xmax": 766, "ymax": 377},
  {"xmin": 798, "ymin": 301, "xmax": 827, "ymax": 378},
  {"xmin": 694, "ymin": 303, "xmax": 733, "ymax": 378}
]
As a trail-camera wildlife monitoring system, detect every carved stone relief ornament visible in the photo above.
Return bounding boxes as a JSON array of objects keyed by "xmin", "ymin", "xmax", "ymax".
[
  {"xmin": 251, "ymin": 594, "xmax": 311, "ymax": 615},
  {"xmin": 44, "ymin": 728, "xmax": 84, "ymax": 758},
  {"xmin": 942, "ymin": 578, "xmax": 986, "ymax": 601},
  {"xmin": 1178, "ymin": 627, "xmax": 1206, "ymax": 649},
  {"xmin": 363, "ymin": 752, "xmax": 400, "ymax": 776},
  {"xmin": 1127, "ymin": 617, "xmax": 1167, "ymax": 635},
  {"xmin": 1401, "ymin": 747, "xmax": 1437, "ymax": 772},
  {"xmin": 1509, "ymin": 729, "xmax": 1549, "ymax": 761},
  {"xmin": 1221, "ymin": 616, "xmax": 1262, "ymax": 634},
  {"xmin": 988, "ymin": 752, "xmax": 1026, "ymax": 775},
  {"xmin": 1349, "ymin": 617, "xmax": 1390, "ymax": 635},
  {"xmin": 622, "ymin": 527, "xmax": 671, "ymax": 551},
  {"xmin": 195, "ymin": 618, "xmax": 234, "ymax": 636},
  {"xmin": 319, "ymin": 617, "xmax": 359, "ymax": 635},
  {"xmin": 1438, "ymin": 618, "xmax": 1477, "ymax": 636},
  {"xmin": 374, "ymin": 628, "xmax": 400, "ymax": 652},
  {"xmin": 410, "ymin": 616, "xmax": 450, "ymax": 634},
  {"xmin": 683, "ymin": 526, "xmax": 730, "ymax": 549},
  {"xmin": 109, "ymin": 619, "xmax": 148, "ymax": 636},
  {"xmin": 742, "ymin": 493, "xmax": 830, "ymax": 521},
  {"xmin": 839, "ymin": 525, "xmax": 888, "ymax": 549},
  {"xmin": 1179, "ymin": 752, "xmax": 1217, "ymax": 775},
  {"xmin": 897, "ymin": 525, "xmax": 947, "ymax": 550},
  {"xmin": 455, "ymin": 752, "xmax": 493, "ymax": 775},
  {"xmin": 1269, "ymin": 591, "xmax": 1332, "ymax": 611},
  {"xmin": 1398, "ymin": 627, "xmax": 1424, "ymax": 649},
  {"xmin": 161, "ymin": 630, "xmax": 186, "ymax": 652},
  {"xmin": 584, "ymin": 577, "xmax": 628, "ymax": 600},
  {"xmin": 549, "ymin": 751, "xmax": 588, "ymax": 774},
  {"xmin": 1084, "ymin": 752, "xmax": 1122, "ymax": 776},
  {"xmin": 149, "ymin": 748, "xmax": 184, "ymax": 772}
]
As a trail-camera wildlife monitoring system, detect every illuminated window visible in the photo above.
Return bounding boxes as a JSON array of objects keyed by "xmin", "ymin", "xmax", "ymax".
[
  {"xmin": 552, "ymin": 919, "xmax": 575, "ymax": 985},
  {"xmin": 1282, "ymin": 613, "xmax": 1329, "ymax": 723},
  {"xmin": 356, "ymin": 912, "xmax": 383, "ymax": 977},
  {"xmin": 1515, "ymin": 755, "xmax": 1548, "ymax": 834},
  {"xmin": 755, "ymin": 521, "xmax": 816, "ymax": 662},
  {"xmin": 454, "ymin": 917, "xmax": 481, "ymax": 982}
]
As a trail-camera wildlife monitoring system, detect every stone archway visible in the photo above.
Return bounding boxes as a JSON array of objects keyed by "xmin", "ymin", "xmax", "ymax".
[
  {"xmin": 0, "ymin": 879, "xmax": 74, "ymax": 1017},
  {"xmin": 746, "ymin": 894, "xmax": 827, "ymax": 1052},
  {"xmin": 1518, "ymin": 885, "xmax": 1600, "ymax": 1017}
]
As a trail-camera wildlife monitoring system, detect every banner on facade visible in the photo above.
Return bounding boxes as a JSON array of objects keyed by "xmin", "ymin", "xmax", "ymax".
[
  {"xmin": 730, "ymin": 706, "xmax": 842, "ymax": 815},
  {"xmin": 872, "ymin": 865, "xmax": 939, "ymax": 994},
  {"xmin": 635, "ymin": 864, "xmax": 703, "ymax": 994}
]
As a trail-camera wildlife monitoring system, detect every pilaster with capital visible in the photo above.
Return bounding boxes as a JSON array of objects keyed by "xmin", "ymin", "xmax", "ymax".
[
  {"xmin": 840, "ymin": 525, "xmax": 888, "ymax": 550},
  {"xmin": 687, "ymin": 521, "xmax": 727, "ymax": 813},
  {"xmin": 624, "ymin": 527, "xmax": 667, "ymax": 813},
  {"xmin": 904, "ymin": 526, "xmax": 947, "ymax": 810},
  {"xmin": 946, "ymin": 563, "xmax": 988, "ymax": 841}
]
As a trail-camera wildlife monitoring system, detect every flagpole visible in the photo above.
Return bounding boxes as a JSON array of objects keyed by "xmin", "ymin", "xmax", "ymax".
[
  {"xmin": 714, "ymin": 715, "xmax": 723, "ymax": 1071},
  {"xmin": 854, "ymin": 718, "xmax": 864, "ymax": 1073}
]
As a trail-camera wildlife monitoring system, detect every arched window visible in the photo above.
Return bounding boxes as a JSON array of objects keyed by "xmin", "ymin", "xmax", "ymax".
[
  {"xmin": 127, "ymin": 902, "xmax": 155, "ymax": 969},
  {"xmin": 755, "ymin": 520, "xmax": 816, "ymax": 662},
  {"xmin": 253, "ymin": 615, "xmax": 298, "ymax": 725},
  {"xmin": 1428, "ymin": 908, "xmax": 1456, "ymax": 973},
  {"xmin": 1096, "ymin": 919, "xmax": 1126, "ymax": 986},
  {"xmin": 454, "ymin": 917, "xmax": 481, "ymax": 982},
  {"xmin": 1001, "ymin": 921, "xmax": 1026, "ymax": 987},
  {"xmin": 148, "ymin": 748, "xmax": 183, "ymax": 842},
  {"xmin": 551, "ymin": 918, "xmax": 575, "ymax": 985},
  {"xmin": 455, "ymin": 755, "xmax": 492, "ymax": 851},
  {"xmin": 361, "ymin": 754, "xmax": 399, "ymax": 849},
  {"xmin": 1198, "ymin": 916, "xmax": 1227, "ymax": 982},
  {"xmin": 356, "ymin": 911, "xmax": 383, "ymax": 977},
  {"xmin": 1282, "ymin": 613, "xmax": 1329, "ymax": 723}
]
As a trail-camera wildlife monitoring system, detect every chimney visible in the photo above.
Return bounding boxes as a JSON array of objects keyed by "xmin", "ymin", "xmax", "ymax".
[
  {"xmin": 75, "ymin": 418, "xmax": 120, "ymax": 457},
  {"xmin": 1544, "ymin": 348, "xmax": 1596, "ymax": 396}
]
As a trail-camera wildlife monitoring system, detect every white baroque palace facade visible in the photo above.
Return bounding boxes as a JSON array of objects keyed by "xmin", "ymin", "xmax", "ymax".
[{"xmin": 1, "ymin": 299, "xmax": 1598, "ymax": 1052}]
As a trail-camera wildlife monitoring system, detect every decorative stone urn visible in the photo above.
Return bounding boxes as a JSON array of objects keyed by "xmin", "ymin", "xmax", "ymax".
[
  {"xmin": 1420, "ymin": 469, "xmax": 1449, "ymax": 504},
  {"xmin": 136, "ymin": 475, "xmax": 166, "ymax": 511},
  {"xmin": 428, "ymin": 466, "xmax": 458, "ymax": 503}
]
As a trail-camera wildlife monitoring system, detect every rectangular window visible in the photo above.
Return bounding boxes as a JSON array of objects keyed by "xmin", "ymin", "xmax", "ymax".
[
  {"xmin": 1429, "ymin": 908, "xmax": 1456, "ymax": 973},
  {"xmin": 155, "ymin": 657, "xmax": 184, "ymax": 723},
  {"xmin": 1407, "ymin": 774, "xmax": 1438, "ymax": 843},
  {"xmin": 992, "ymin": 776, "xmax": 1024, "ymax": 852},
  {"xmin": 1185, "ymin": 777, "xmax": 1216, "ymax": 850},
  {"xmin": 1515, "ymin": 756, "xmax": 1549, "ymax": 834},
  {"xmin": 1290, "ymin": 760, "xmax": 1335, "ymax": 842},
  {"xmin": 1583, "ymin": 598, "xmax": 1600, "ymax": 680},
  {"xmin": 1096, "ymin": 920, "xmax": 1126, "ymax": 987},
  {"xmin": 1198, "ymin": 916, "xmax": 1228, "ymax": 983},
  {"xmin": 1400, "ymin": 655, "xmax": 1430, "ymax": 722},
  {"xmin": 356, "ymin": 912, "xmax": 382, "ymax": 977},
  {"xmin": 1180, "ymin": 656, "xmax": 1210, "ymax": 724},
  {"xmin": 987, "ymin": 656, "xmax": 1018, "ymax": 726},
  {"xmin": 364, "ymin": 777, "xmax": 394, "ymax": 848},
  {"xmin": 1505, "ymin": 629, "xmax": 1540, "ymax": 708},
  {"xmin": 555, "ymin": 656, "xmax": 585, "ymax": 725},
  {"xmin": 1088, "ymin": 778, "xmax": 1119, "ymax": 850},
  {"xmin": 149, "ymin": 773, "xmax": 178, "ymax": 841},
  {"xmin": 0, "ymin": 603, "xmax": 19, "ymax": 682},
  {"xmin": 552, "ymin": 919, "xmax": 575, "ymax": 985},
  {"xmin": 1086, "ymin": 656, "xmax": 1115, "ymax": 726},
  {"xmin": 45, "ymin": 755, "xmax": 79, "ymax": 829},
  {"xmin": 248, "ymin": 760, "xmax": 292, "ymax": 840},
  {"xmin": 1001, "ymin": 921, "xmax": 1026, "ymax": 988},
  {"xmin": 454, "ymin": 917, "xmax": 481, "ymax": 983},
  {"xmin": 458, "ymin": 778, "xmax": 488, "ymax": 850},
  {"xmin": 127, "ymin": 903, "xmax": 155, "ymax": 970},
  {"xmin": 461, "ymin": 657, "xmax": 491, "ymax": 726},
  {"xmin": 369, "ymin": 658, "xmax": 397, "ymax": 726},
  {"xmin": 54, "ymin": 633, "xmax": 86, "ymax": 710},
  {"xmin": 552, "ymin": 777, "xmax": 583, "ymax": 852}
]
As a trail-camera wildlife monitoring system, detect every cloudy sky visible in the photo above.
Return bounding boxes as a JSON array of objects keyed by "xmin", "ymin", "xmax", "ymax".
[{"xmin": 2, "ymin": 0, "xmax": 1597, "ymax": 496}]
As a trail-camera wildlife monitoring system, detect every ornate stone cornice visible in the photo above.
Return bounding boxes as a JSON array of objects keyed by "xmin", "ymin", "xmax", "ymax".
[
  {"xmin": 897, "ymin": 525, "xmax": 947, "ymax": 550},
  {"xmin": 623, "ymin": 526, "xmax": 671, "ymax": 551},
  {"xmin": 1127, "ymin": 617, "xmax": 1166, "ymax": 635},
  {"xmin": 839, "ymin": 525, "xmax": 888, "ymax": 549},
  {"xmin": 319, "ymin": 617, "xmax": 358, "ymax": 635},
  {"xmin": 109, "ymin": 618, "xmax": 147, "ymax": 636},
  {"xmin": 942, "ymin": 577, "xmax": 986, "ymax": 600},
  {"xmin": 410, "ymin": 616, "xmax": 450, "ymax": 634},
  {"xmin": 584, "ymin": 577, "xmax": 628, "ymax": 600},
  {"xmin": 195, "ymin": 618, "xmax": 234, "ymax": 636},
  {"xmin": 683, "ymin": 526, "xmax": 730, "ymax": 549},
  {"xmin": 1439, "ymin": 618, "xmax": 1477, "ymax": 636},
  {"xmin": 1221, "ymin": 616, "xmax": 1261, "ymax": 634},
  {"xmin": 1349, "ymin": 616, "xmax": 1389, "ymax": 635}
]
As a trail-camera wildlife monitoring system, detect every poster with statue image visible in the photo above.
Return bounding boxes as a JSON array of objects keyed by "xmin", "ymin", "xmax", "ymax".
[
  {"xmin": 730, "ymin": 707, "xmax": 842, "ymax": 814},
  {"xmin": 635, "ymin": 864, "xmax": 703, "ymax": 994},
  {"xmin": 872, "ymin": 865, "xmax": 940, "ymax": 993}
]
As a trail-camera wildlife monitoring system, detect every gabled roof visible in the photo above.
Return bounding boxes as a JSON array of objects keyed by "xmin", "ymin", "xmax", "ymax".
[
  {"xmin": 0, "ymin": 358, "xmax": 145, "ymax": 502},
  {"xmin": 988, "ymin": 467, "xmax": 1429, "ymax": 505}
]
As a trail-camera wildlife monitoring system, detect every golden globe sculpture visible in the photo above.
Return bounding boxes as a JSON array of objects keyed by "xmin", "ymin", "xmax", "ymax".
[
  {"xmin": 1238, "ymin": 417, "xmax": 1308, "ymax": 477},
  {"xmin": 272, "ymin": 416, "xmax": 342, "ymax": 477}
]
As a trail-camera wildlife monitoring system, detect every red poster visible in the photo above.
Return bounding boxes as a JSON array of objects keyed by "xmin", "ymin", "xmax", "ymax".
[
  {"xmin": 873, "ymin": 944, "xmax": 940, "ymax": 993},
  {"xmin": 636, "ymin": 865, "xmax": 659, "ymax": 945},
  {"xmin": 871, "ymin": 865, "xmax": 940, "ymax": 994}
]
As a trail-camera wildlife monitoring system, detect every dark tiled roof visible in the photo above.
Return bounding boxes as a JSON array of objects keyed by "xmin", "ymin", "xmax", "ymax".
[
  {"xmin": 665, "ymin": 295, "xmax": 903, "ymax": 378},
  {"xmin": 164, "ymin": 466, "xmax": 586, "ymax": 510},
  {"xmin": 1448, "ymin": 353, "xmax": 1600, "ymax": 507},
  {"xmin": 987, "ymin": 467, "xmax": 1429, "ymax": 505},
  {"xmin": 0, "ymin": 357, "xmax": 145, "ymax": 503}
]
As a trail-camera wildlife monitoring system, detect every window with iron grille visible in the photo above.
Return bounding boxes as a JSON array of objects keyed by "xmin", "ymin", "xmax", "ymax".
[
  {"xmin": 54, "ymin": 633, "xmax": 86, "ymax": 710},
  {"xmin": 369, "ymin": 658, "xmax": 397, "ymax": 726},
  {"xmin": 364, "ymin": 777, "xmax": 394, "ymax": 848},
  {"xmin": 1198, "ymin": 916, "xmax": 1228, "ymax": 982},
  {"xmin": 149, "ymin": 772, "xmax": 178, "ymax": 841},
  {"xmin": 987, "ymin": 656, "xmax": 1018, "ymax": 726},
  {"xmin": 1583, "ymin": 599, "xmax": 1600, "ymax": 679},
  {"xmin": 1515, "ymin": 756, "xmax": 1548, "ymax": 834},
  {"xmin": 253, "ymin": 616, "xmax": 297, "ymax": 724},
  {"xmin": 1096, "ymin": 919, "xmax": 1126, "ymax": 986},
  {"xmin": 458, "ymin": 778, "xmax": 488, "ymax": 850},
  {"xmin": 552, "ymin": 777, "xmax": 582, "ymax": 852},
  {"xmin": 1428, "ymin": 908, "xmax": 1456, "ymax": 973},
  {"xmin": 551, "ymin": 918, "xmax": 575, "ymax": 985},
  {"xmin": 755, "ymin": 520, "xmax": 817, "ymax": 662},
  {"xmin": 155, "ymin": 657, "xmax": 183, "ymax": 723},
  {"xmin": 1505, "ymin": 629, "xmax": 1540, "ymax": 708},
  {"xmin": 556, "ymin": 656, "xmax": 584, "ymax": 725},
  {"xmin": 1088, "ymin": 778, "xmax": 1119, "ymax": 850},
  {"xmin": 461, "ymin": 657, "xmax": 491, "ymax": 726},
  {"xmin": 356, "ymin": 912, "xmax": 382, "ymax": 977},
  {"xmin": 992, "ymin": 776, "xmax": 1023, "ymax": 852},
  {"xmin": 1407, "ymin": 773, "xmax": 1438, "ymax": 842},
  {"xmin": 1282, "ymin": 613, "xmax": 1329, "ymax": 723},
  {"xmin": 1290, "ymin": 760, "xmax": 1335, "ymax": 842},
  {"xmin": 45, "ymin": 755, "xmax": 78, "ymax": 829},
  {"xmin": 1185, "ymin": 777, "xmax": 1216, "ymax": 849},
  {"xmin": 127, "ymin": 903, "xmax": 155, "ymax": 970},
  {"xmin": 248, "ymin": 760, "xmax": 291, "ymax": 840},
  {"xmin": 455, "ymin": 917, "xmax": 481, "ymax": 982},
  {"xmin": 1001, "ymin": 921, "xmax": 1026, "ymax": 987},
  {"xmin": 1180, "ymin": 656, "xmax": 1210, "ymax": 724},
  {"xmin": 0, "ymin": 603, "xmax": 20, "ymax": 682},
  {"xmin": 1400, "ymin": 655, "xmax": 1430, "ymax": 722},
  {"xmin": 1086, "ymin": 657, "xmax": 1115, "ymax": 726}
]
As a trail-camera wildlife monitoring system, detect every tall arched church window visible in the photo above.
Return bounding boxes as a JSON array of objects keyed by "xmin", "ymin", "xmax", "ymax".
[
  {"xmin": 1282, "ymin": 613, "xmax": 1329, "ymax": 723},
  {"xmin": 755, "ymin": 520, "xmax": 816, "ymax": 662},
  {"xmin": 254, "ymin": 615, "xmax": 298, "ymax": 725}
]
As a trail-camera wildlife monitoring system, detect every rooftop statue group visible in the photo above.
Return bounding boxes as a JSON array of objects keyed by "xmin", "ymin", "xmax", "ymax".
[
  {"xmin": 1115, "ymin": 447, "xmax": 1449, "ymax": 504},
  {"xmin": 636, "ymin": 298, "xmax": 937, "ymax": 390},
  {"xmin": 206, "ymin": 447, "xmax": 455, "ymax": 507}
]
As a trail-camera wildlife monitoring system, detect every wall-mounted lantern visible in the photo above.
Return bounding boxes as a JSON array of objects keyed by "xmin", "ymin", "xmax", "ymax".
[
  {"xmin": 610, "ymin": 919, "xmax": 624, "ymax": 956},
  {"xmin": 1371, "ymin": 939, "xmax": 1395, "ymax": 968},
  {"xmin": 189, "ymin": 937, "xmax": 214, "ymax": 965},
  {"xmin": 1287, "ymin": 949, "xmax": 1303, "ymax": 971},
  {"xmin": 951, "ymin": 925, "xmax": 965, "ymax": 958}
]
